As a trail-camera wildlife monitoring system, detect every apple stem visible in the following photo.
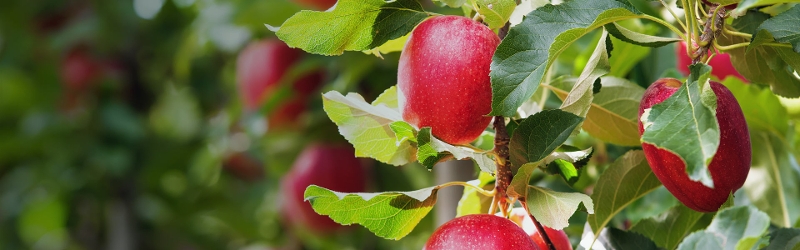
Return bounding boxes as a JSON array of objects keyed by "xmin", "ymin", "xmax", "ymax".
[
  {"xmin": 521, "ymin": 198, "xmax": 556, "ymax": 250},
  {"xmin": 492, "ymin": 116, "xmax": 512, "ymax": 215},
  {"xmin": 691, "ymin": 5, "xmax": 726, "ymax": 65}
]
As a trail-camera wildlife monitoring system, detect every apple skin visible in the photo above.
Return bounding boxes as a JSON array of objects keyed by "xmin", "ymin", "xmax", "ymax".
[
  {"xmin": 236, "ymin": 39, "xmax": 324, "ymax": 128},
  {"xmin": 61, "ymin": 48, "xmax": 100, "ymax": 91},
  {"xmin": 398, "ymin": 16, "xmax": 499, "ymax": 145},
  {"xmin": 425, "ymin": 214, "xmax": 540, "ymax": 250},
  {"xmin": 677, "ymin": 41, "xmax": 745, "ymax": 82},
  {"xmin": 292, "ymin": 0, "xmax": 337, "ymax": 10},
  {"xmin": 638, "ymin": 78, "xmax": 750, "ymax": 212},
  {"xmin": 508, "ymin": 208, "xmax": 573, "ymax": 250},
  {"xmin": 280, "ymin": 144, "xmax": 366, "ymax": 234}
]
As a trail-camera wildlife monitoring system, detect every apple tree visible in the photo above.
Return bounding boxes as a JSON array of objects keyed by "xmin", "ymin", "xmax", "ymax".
[{"xmin": 267, "ymin": 0, "xmax": 800, "ymax": 249}]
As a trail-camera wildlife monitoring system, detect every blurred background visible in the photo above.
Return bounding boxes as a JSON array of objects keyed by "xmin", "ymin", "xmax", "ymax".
[{"xmin": 0, "ymin": 0, "xmax": 683, "ymax": 249}]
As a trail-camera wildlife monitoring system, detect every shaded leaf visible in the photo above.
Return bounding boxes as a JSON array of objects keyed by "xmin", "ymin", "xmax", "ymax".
[
  {"xmin": 605, "ymin": 22, "xmax": 679, "ymax": 47},
  {"xmin": 304, "ymin": 185, "xmax": 437, "ymax": 240},
  {"xmin": 630, "ymin": 204, "xmax": 714, "ymax": 250},
  {"xmin": 587, "ymin": 150, "xmax": 661, "ymax": 235},
  {"xmin": 509, "ymin": 109, "xmax": 583, "ymax": 171},
  {"xmin": 765, "ymin": 228, "xmax": 800, "ymax": 250},
  {"xmin": 416, "ymin": 128, "xmax": 496, "ymax": 173},
  {"xmin": 676, "ymin": 206, "xmax": 770, "ymax": 250},
  {"xmin": 581, "ymin": 226, "xmax": 660, "ymax": 250},
  {"xmin": 523, "ymin": 185, "xmax": 593, "ymax": 230},
  {"xmin": 752, "ymin": 4, "xmax": 800, "ymax": 54},
  {"xmin": 560, "ymin": 29, "xmax": 610, "ymax": 122}
]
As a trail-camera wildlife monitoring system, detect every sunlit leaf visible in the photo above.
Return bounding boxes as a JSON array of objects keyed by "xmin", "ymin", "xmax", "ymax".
[
  {"xmin": 456, "ymin": 172, "xmax": 495, "ymax": 217},
  {"xmin": 523, "ymin": 185, "xmax": 594, "ymax": 230},
  {"xmin": 581, "ymin": 225, "xmax": 659, "ymax": 250},
  {"xmin": 416, "ymin": 128, "xmax": 496, "ymax": 173},
  {"xmin": 475, "ymin": 0, "xmax": 517, "ymax": 29},
  {"xmin": 676, "ymin": 206, "xmax": 770, "ymax": 250},
  {"xmin": 560, "ymin": 29, "xmax": 610, "ymax": 123}
]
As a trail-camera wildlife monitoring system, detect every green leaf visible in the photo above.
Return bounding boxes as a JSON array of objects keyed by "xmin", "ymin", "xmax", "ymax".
[
  {"xmin": 733, "ymin": 0, "xmax": 800, "ymax": 17},
  {"xmin": 630, "ymin": 204, "xmax": 714, "ymax": 250},
  {"xmin": 322, "ymin": 87, "xmax": 416, "ymax": 165},
  {"xmin": 560, "ymin": 29, "xmax": 610, "ymax": 122},
  {"xmin": 304, "ymin": 185, "xmax": 438, "ymax": 240},
  {"xmin": 456, "ymin": 172, "xmax": 495, "ymax": 217},
  {"xmin": 550, "ymin": 76, "xmax": 645, "ymax": 146},
  {"xmin": 753, "ymin": 5, "xmax": 800, "ymax": 54},
  {"xmin": 718, "ymin": 25, "xmax": 800, "ymax": 98},
  {"xmin": 523, "ymin": 185, "xmax": 594, "ymax": 230},
  {"xmin": 509, "ymin": 109, "xmax": 584, "ymax": 170},
  {"xmin": 542, "ymin": 147, "xmax": 593, "ymax": 185},
  {"xmin": 765, "ymin": 228, "xmax": 800, "ymax": 250},
  {"xmin": 676, "ymin": 206, "xmax": 770, "ymax": 250},
  {"xmin": 702, "ymin": 0, "xmax": 742, "ymax": 7},
  {"xmin": 582, "ymin": 226, "xmax": 660, "ymax": 250},
  {"xmin": 363, "ymin": 34, "xmax": 410, "ymax": 57},
  {"xmin": 605, "ymin": 22, "xmax": 680, "ymax": 47},
  {"xmin": 432, "ymin": 0, "xmax": 466, "ymax": 8},
  {"xmin": 273, "ymin": 0, "xmax": 430, "ymax": 55},
  {"xmin": 640, "ymin": 64, "xmax": 719, "ymax": 188},
  {"xmin": 476, "ymin": 0, "xmax": 517, "ymax": 29},
  {"xmin": 587, "ymin": 150, "xmax": 661, "ymax": 236},
  {"xmin": 489, "ymin": 0, "xmax": 640, "ymax": 116},
  {"xmin": 416, "ymin": 128, "xmax": 497, "ymax": 173},
  {"xmin": 607, "ymin": 19, "xmax": 659, "ymax": 77}
]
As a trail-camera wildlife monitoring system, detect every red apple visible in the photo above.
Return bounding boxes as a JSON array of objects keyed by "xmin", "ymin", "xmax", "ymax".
[
  {"xmin": 236, "ymin": 39, "xmax": 324, "ymax": 128},
  {"xmin": 292, "ymin": 0, "xmax": 337, "ymax": 10},
  {"xmin": 61, "ymin": 47, "xmax": 100, "ymax": 90},
  {"xmin": 425, "ymin": 214, "xmax": 540, "ymax": 250},
  {"xmin": 509, "ymin": 208, "xmax": 573, "ymax": 250},
  {"xmin": 676, "ymin": 41, "xmax": 745, "ymax": 82},
  {"xmin": 638, "ymin": 78, "xmax": 750, "ymax": 212},
  {"xmin": 398, "ymin": 16, "xmax": 499, "ymax": 145},
  {"xmin": 280, "ymin": 144, "xmax": 367, "ymax": 233}
]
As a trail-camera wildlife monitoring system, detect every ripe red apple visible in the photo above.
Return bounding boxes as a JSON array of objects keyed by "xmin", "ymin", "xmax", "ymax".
[
  {"xmin": 61, "ymin": 47, "xmax": 100, "ymax": 91},
  {"xmin": 398, "ymin": 16, "xmax": 499, "ymax": 145},
  {"xmin": 676, "ymin": 41, "xmax": 745, "ymax": 82},
  {"xmin": 236, "ymin": 39, "xmax": 324, "ymax": 128},
  {"xmin": 292, "ymin": 0, "xmax": 337, "ymax": 10},
  {"xmin": 638, "ymin": 78, "xmax": 750, "ymax": 212},
  {"xmin": 425, "ymin": 214, "xmax": 540, "ymax": 250},
  {"xmin": 509, "ymin": 208, "xmax": 573, "ymax": 250},
  {"xmin": 280, "ymin": 144, "xmax": 367, "ymax": 233}
]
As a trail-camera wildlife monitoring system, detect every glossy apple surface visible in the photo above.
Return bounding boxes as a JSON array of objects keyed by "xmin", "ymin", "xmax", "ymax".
[
  {"xmin": 280, "ymin": 144, "xmax": 366, "ymax": 233},
  {"xmin": 638, "ymin": 78, "xmax": 750, "ymax": 212},
  {"xmin": 509, "ymin": 208, "xmax": 572, "ymax": 250},
  {"xmin": 292, "ymin": 0, "xmax": 336, "ymax": 10},
  {"xmin": 676, "ymin": 41, "xmax": 745, "ymax": 82},
  {"xmin": 425, "ymin": 214, "xmax": 540, "ymax": 250},
  {"xmin": 236, "ymin": 39, "xmax": 324, "ymax": 128},
  {"xmin": 398, "ymin": 16, "xmax": 499, "ymax": 145}
]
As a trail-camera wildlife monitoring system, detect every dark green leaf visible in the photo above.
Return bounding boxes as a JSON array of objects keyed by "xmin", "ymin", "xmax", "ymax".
[
  {"xmin": 489, "ymin": 0, "xmax": 639, "ymax": 116},
  {"xmin": 676, "ymin": 206, "xmax": 770, "ymax": 250},
  {"xmin": 274, "ymin": 0, "xmax": 430, "ymax": 55},
  {"xmin": 595, "ymin": 227, "xmax": 660, "ymax": 250},
  {"xmin": 605, "ymin": 22, "xmax": 680, "ymax": 47},
  {"xmin": 765, "ymin": 228, "xmax": 800, "ymax": 250},
  {"xmin": 509, "ymin": 109, "xmax": 583, "ymax": 170},
  {"xmin": 753, "ymin": 4, "xmax": 800, "ymax": 53},
  {"xmin": 630, "ymin": 204, "xmax": 714, "ymax": 250},
  {"xmin": 416, "ymin": 128, "xmax": 496, "ymax": 173},
  {"xmin": 304, "ymin": 185, "xmax": 438, "ymax": 240}
]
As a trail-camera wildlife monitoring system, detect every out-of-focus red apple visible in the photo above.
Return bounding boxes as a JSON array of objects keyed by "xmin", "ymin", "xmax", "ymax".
[
  {"xmin": 508, "ymin": 208, "xmax": 573, "ymax": 250},
  {"xmin": 676, "ymin": 41, "xmax": 745, "ymax": 82},
  {"xmin": 701, "ymin": 0, "xmax": 737, "ymax": 9},
  {"xmin": 236, "ymin": 39, "xmax": 324, "ymax": 129},
  {"xmin": 398, "ymin": 15, "xmax": 499, "ymax": 145},
  {"xmin": 425, "ymin": 214, "xmax": 540, "ymax": 250},
  {"xmin": 223, "ymin": 153, "xmax": 264, "ymax": 182},
  {"xmin": 280, "ymin": 144, "xmax": 366, "ymax": 234},
  {"xmin": 638, "ymin": 78, "xmax": 750, "ymax": 212},
  {"xmin": 61, "ymin": 47, "xmax": 100, "ymax": 91},
  {"xmin": 292, "ymin": 0, "xmax": 337, "ymax": 11}
]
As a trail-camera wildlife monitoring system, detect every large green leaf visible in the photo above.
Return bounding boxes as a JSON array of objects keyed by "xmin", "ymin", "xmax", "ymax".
[
  {"xmin": 272, "ymin": 0, "xmax": 430, "ymax": 55},
  {"xmin": 676, "ymin": 206, "xmax": 770, "ymax": 250},
  {"xmin": 475, "ymin": 0, "xmax": 517, "ymax": 29},
  {"xmin": 416, "ymin": 128, "xmax": 497, "ymax": 173},
  {"xmin": 733, "ymin": 0, "xmax": 800, "ymax": 19},
  {"xmin": 304, "ymin": 185, "xmax": 437, "ymax": 240},
  {"xmin": 587, "ymin": 150, "xmax": 661, "ymax": 236},
  {"xmin": 508, "ymin": 109, "xmax": 584, "ymax": 170},
  {"xmin": 489, "ymin": 0, "xmax": 639, "ymax": 116},
  {"xmin": 559, "ymin": 29, "xmax": 610, "ymax": 122},
  {"xmin": 640, "ymin": 64, "xmax": 719, "ymax": 188},
  {"xmin": 581, "ymin": 226, "xmax": 660, "ymax": 250},
  {"xmin": 322, "ymin": 87, "xmax": 416, "ymax": 165},
  {"xmin": 630, "ymin": 204, "xmax": 714, "ymax": 250},
  {"xmin": 523, "ymin": 185, "xmax": 594, "ymax": 230},
  {"xmin": 549, "ymin": 76, "xmax": 644, "ymax": 146},
  {"xmin": 751, "ymin": 5, "xmax": 800, "ymax": 53},
  {"xmin": 765, "ymin": 228, "xmax": 800, "ymax": 250}
]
